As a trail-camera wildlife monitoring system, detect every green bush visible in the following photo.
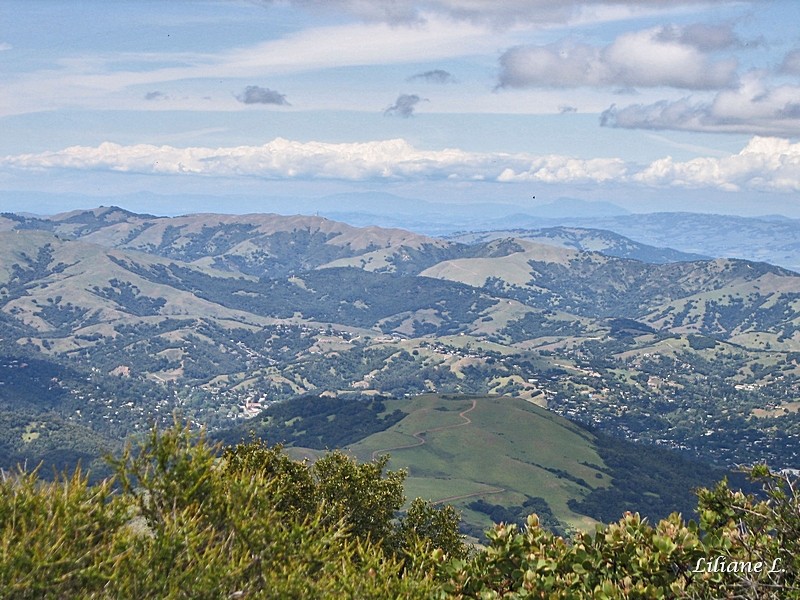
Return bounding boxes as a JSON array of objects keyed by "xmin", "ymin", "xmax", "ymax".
[
  {"xmin": 442, "ymin": 466, "xmax": 800, "ymax": 599},
  {"xmin": 0, "ymin": 422, "xmax": 460, "ymax": 598},
  {"xmin": 2, "ymin": 422, "xmax": 799, "ymax": 599}
]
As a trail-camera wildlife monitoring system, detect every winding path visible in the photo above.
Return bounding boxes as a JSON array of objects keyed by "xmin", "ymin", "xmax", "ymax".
[
  {"xmin": 431, "ymin": 487, "xmax": 506, "ymax": 505},
  {"xmin": 371, "ymin": 398, "xmax": 478, "ymax": 461},
  {"xmin": 371, "ymin": 399, "xmax": 506, "ymax": 504}
]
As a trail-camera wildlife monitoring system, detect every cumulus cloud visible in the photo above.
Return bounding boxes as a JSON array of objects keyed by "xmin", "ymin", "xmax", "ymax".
[
  {"xmin": 236, "ymin": 85, "xmax": 290, "ymax": 105},
  {"xmin": 601, "ymin": 73, "xmax": 800, "ymax": 136},
  {"xmin": 634, "ymin": 137, "xmax": 800, "ymax": 192},
  {"xmin": 3, "ymin": 136, "xmax": 799, "ymax": 193},
  {"xmin": 407, "ymin": 69, "xmax": 455, "ymax": 84},
  {"xmin": 0, "ymin": 42, "xmax": 11, "ymax": 51},
  {"xmin": 144, "ymin": 91, "xmax": 167, "ymax": 101},
  {"xmin": 496, "ymin": 156, "xmax": 628, "ymax": 184},
  {"xmin": 498, "ymin": 24, "xmax": 738, "ymax": 90},
  {"xmin": 0, "ymin": 138, "xmax": 626, "ymax": 185},
  {"xmin": 559, "ymin": 105, "xmax": 578, "ymax": 114},
  {"xmin": 384, "ymin": 94, "xmax": 426, "ymax": 117}
]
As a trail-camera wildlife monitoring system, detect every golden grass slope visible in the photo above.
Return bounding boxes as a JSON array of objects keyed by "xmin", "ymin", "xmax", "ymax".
[{"xmin": 419, "ymin": 239, "xmax": 577, "ymax": 288}]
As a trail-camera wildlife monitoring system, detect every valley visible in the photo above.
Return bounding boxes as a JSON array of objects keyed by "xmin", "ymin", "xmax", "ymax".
[{"xmin": 0, "ymin": 206, "xmax": 798, "ymax": 530}]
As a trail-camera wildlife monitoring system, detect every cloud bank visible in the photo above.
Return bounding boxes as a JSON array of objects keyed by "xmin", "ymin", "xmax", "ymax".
[
  {"xmin": 3, "ymin": 136, "xmax": 799, "ymax": 193},
  {"xmin": 634, "ymin": 137, "xmax": 800, "ymax": 192},
  {"xmin": 601, "ymin": 73, "xmax": 800, "ymax": 136},
  {"xmin": 498, "ymin": 24, "xmax": 739, "ymax": 90}
]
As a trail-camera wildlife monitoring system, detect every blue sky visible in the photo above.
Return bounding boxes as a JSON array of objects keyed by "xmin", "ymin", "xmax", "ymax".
[{"xmin": 1, "ymin": 0, "xmax": 799, "ymax": 217}]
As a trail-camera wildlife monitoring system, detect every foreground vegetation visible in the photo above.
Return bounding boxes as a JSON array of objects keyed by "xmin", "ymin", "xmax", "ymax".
[{"xmin": 1, "ymin": 422, "xmax": 798, "ymax": 598}]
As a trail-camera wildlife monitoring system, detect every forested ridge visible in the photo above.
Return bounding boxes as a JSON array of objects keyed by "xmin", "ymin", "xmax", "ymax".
[{"xmin": 3, "ymin": 211, "xmax": 800, "ymax": 470}]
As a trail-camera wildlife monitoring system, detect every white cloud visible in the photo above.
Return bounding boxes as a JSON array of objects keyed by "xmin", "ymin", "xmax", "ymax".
[
  {"xmin": 498, "ymin": 24, "xmax": 738, "ymax": 90},
  {"xmin": 1, "ymin": 139, "xmax": 500, "ymax": 180},
  {"xmin": 4, "ymin": 135, "xmax": 799, "ymax": 193},
  {"xmin": 497, "ymin": 156, "xmax": 628, "ymax": 183},
  {"xmin": 604, "ymin": 27, "xmax": 738, "ymax": 89},
  {"xmin": 0, "ymin": 138, "xmax": 627, "ymax": 184},
  {"xmin": 602, "ymin": 73, "xmax": 800, "ymax": 135},
  {"xmin": 634, "ymin": 137, "xmax": 800, "ymax": 192}
]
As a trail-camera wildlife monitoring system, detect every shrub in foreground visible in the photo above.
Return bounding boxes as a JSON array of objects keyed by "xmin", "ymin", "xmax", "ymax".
[
  {"xmin": 442, "ymin": 465, "xmax": 800, "ymax": 599},
  {"xmin": 1, "ymin": 422, "xmax": 799, "ymax": 599},
  {"xmin": 0, "ymin": 423, "xmax": 460, "ymax": 598}
]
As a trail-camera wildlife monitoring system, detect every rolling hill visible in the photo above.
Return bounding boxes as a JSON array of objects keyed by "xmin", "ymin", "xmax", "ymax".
[
  {"xmin": 218, "ymin": 393, "xmax": 731, "ymax": 539},
  {"xmin": 1, "ymin": 206, "xmax": 799, "ymax": 480},
  {"xmin": 543, "ymin": 212, "xmax": 800, "ymax": 273},
  {"xmin": 449, "ymin": 226, "xmax": 708, "ymax": 264}
]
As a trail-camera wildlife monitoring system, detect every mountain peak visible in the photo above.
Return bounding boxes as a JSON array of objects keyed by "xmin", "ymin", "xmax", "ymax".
[{"xmin": 527, "ymin": 198, "xmax": 630, "ymax": 219}]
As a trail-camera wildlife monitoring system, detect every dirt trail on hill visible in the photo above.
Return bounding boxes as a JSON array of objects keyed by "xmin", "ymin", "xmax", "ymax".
[
  {"xmin": 431, "ymin": 487, "xmax": 505, "ymax": 505},
  {"xmin": 371, "ymin": 399, "xmax": 505, "ymax": 503},
  {"xmin": 371, "ymin": 398, "xmax": 477, "ymax": 461}
]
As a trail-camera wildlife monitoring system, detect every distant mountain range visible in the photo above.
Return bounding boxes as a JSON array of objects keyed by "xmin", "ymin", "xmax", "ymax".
[
  {"xmin": 317, "ymin": 195, "xmax": 632, "ymax": 234},
  {"xmin": 4, "ymin": 190, "xmax": 799, "ymax": 270},
  {"xmin": 1, "ymin": 206, "xmax": 799, "ymax": 479},
  {"xmin": 365, "ymin": 210, "xmax": 800, "ymax": 273},
  {"xmin": 551, "ymin": 212, "xmax": 800, "ymax": 273},
  {"xmin": 448, "ymin": 227, "xmax": 708, "ymax": 264},
  {"xmin": 316, "ymin": 196, "xmax": 800, "ymax": 272}
]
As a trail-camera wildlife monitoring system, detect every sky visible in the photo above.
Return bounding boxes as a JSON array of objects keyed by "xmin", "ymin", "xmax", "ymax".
[{"xmin": 1, "ymin": 0, "xmax": 799, "ymax": 218}]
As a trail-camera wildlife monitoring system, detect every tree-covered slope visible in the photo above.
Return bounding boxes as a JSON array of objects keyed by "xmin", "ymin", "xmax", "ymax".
[{"xmin": 2, "ymin": 208, "xmax": 800, "ymax": 479}]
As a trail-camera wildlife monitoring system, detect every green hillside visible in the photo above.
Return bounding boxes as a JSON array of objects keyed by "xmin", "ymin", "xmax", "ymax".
[
  {"xmin": 221, "ymin": 393, "xmax": 730, "ymax": 540},
  {"xmin": 347, "ymin": 394, "xmax": 606, "ymax": 533}
]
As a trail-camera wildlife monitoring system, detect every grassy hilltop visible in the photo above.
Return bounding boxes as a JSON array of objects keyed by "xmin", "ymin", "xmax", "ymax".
[{"xmin": 223, "ymin": 393, "xmax": 729, "ymax": 539}]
